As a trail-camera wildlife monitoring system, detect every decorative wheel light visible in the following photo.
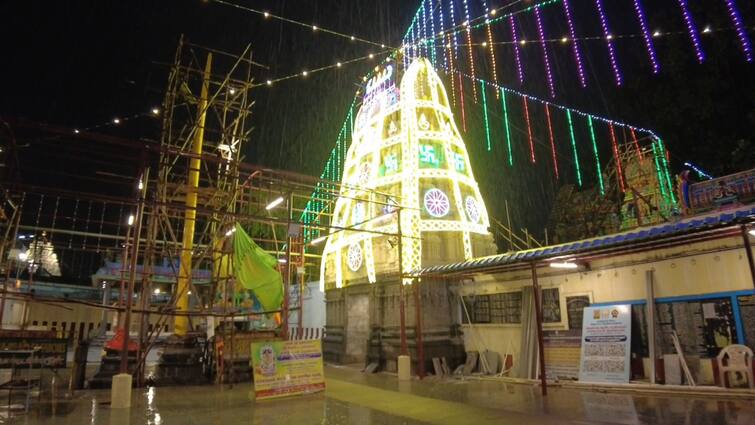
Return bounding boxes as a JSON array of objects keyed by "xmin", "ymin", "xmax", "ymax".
[
  {"xmin": 424, "ymin": 188, "xmax": 450, "ymax": 217},
  {"xmin": 465, "ymin": 196, "xmax": 481, "ymax": 223},
  {"xmin": 347, "ymin": 243, "xmax": 363, "ymax": 271}
]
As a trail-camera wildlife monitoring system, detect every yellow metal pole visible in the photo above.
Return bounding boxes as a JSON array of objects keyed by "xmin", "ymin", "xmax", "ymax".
[{"xmin": 175, "ymin": 52, "xmax": 212, "ymax": 336}]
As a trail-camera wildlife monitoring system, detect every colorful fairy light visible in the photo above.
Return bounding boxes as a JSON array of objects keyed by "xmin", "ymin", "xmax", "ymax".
[
  {"xmin": 438, "ymin": 0, "xmax": 447, "ymax": 68},
  {"xmin": 458, "ymin": 73, "xmax": 467, "ymax": 132},
  {"xmin": 420, "ymin": 3, "xmax": 428, "ymax": 58},
  {"xmin": 608, "ymin": 124, "xmax": 625, "ymax": 192},
  {"xmin": 561, "ymin": 0, "xmax": 587, "ymax": 88},
  {"xmin": 481, "ymin": 81, "xmax": 492, "ymax": 151},
  {"xmin": 683, "ymin": 161, "xmax": 713, "ymax": 180},
  {"xmin": 447, "ymin": 34, "xmax": 457, "ymax": 106},
  {"xmin": 629, "ymin": 127, "xmax": 644, "ymax": 163},
  {"xmin": 650, "ymin": 141, "xmax": 669, "ymax": 202},
  {"xmin": 534, "ymin": 5, "xmax": 556, "ymax": 98},
  {"xmin": 632, "ymin": 0, "xmax": 660, "ymax": 73},
  {"xmin": 522, "ymin": 97, "xmax": 535, "ymax": 163},
  {"xmin": 462, "ymin": 0, "xmax": 478, "ymax": 101},
  {"xmin": 509, "ymin": 15, "xmax": 525, "ymax": 84},
  {"xmin": 566, "ymin": 110, "xmax": 582, "ymax": 187},
  {"xmin": 481, "ymin": 0, "xmax": 499, "ymax": 96},
  {"xmin": 655, "ymin": 138, "xmax": 677, "ymax": 204},
  {"xmin": 677, "ymin": 0, "xmax": 705, "ymax": 63},
  {"xmin": 722, "ymin": 0, "xmax": 753, "ymax": 62},
  {"xmin": 587, "ymin": 116, "xmax": 605, "ymax": 195},
  {"xmin": 544, "ymin": 104, "xmax": 559, "ymax": 179},
  {"xmin": 426, "ymin": 0, "xmax": 437, "ymax": 65},
  {"xmin": 500, "ymin": 88, "xmax": 514, "ymax": 166},
  {"xmin": 594, "ymin": 0, "xmax": 623, "ymax": 86}
]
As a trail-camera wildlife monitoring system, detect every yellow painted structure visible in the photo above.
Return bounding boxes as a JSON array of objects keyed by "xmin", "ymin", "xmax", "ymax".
[{"xmin": 320, "ymin": 58, "xmax": 496, "ymax": 290}]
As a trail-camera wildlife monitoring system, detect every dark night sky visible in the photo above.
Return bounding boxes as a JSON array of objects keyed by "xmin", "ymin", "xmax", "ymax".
[{"xmin": 1, "ymin": 0, "xmax": 753, "ymax": 242}]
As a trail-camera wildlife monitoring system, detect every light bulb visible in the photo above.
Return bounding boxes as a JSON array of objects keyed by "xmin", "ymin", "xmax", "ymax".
[
  {"xmin": 263, "ymin": 11, "xmax": 269, "ymax": 18},
  {"xmin": 481, "ymin": 41, "xmax": 487, "ymax": 47},
  {"xmin": 151, "ymin": 108, "xmax": 159, "ymax": 115},
  {"xmin": 653, "ymin": 30, "xmax": 661, "ymax": 37},
  {"xmin": 113, "ymin": 118, "xmax": 120, "ymax": 124},
  {"xmin": 302, "ymin": 70, "xmax": 308, "ymax": 76},
  {"xmin": 561, "ymin": 37, "xmax": 568, "ymax": 43},
  {"xmin": 336, "ymin": 62, "xmax": 342, "ymax": 67},
  {"xmin": 74, "ymin": 129, "xmax": 80, "ymax": 134},
  {"xmin": 519, "ymin": 39, "xmax": 526, "ymax": 45},
  {"xmin": 312, "ymin": 25, "xmax": 318, "ymax": 31},
  {"xmin": 350, "ymin": 35, "xmax": 355, "ymax": 41},
  {"xmin": 266, "ymin": 80, "xmax": 272, "ymax": 85}
]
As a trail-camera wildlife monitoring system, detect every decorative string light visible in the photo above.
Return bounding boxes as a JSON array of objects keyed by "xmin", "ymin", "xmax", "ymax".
[
  {"xmin": 420, "ymin": 2, "xmax": 428, "ymax": 58},
  {"xmin": 587, "ymin": 116, "xmax": 605, "ymax": 195},
  {"xmin": 534, "ymin": 5, "xmax": 556, "ymax": 98},
  {"xmin": 458, "ymin": 73, "xmax": 467, "ymax": 131},
  {"xmin": 439, "ymin": 0, "xmax": 447, "ymax": 68},
  {"xmin": 462, "ymin": 0, "xmax": 478, "ymax": 102},
  {"xmin": 632, "ymin": 0, "xmax": 660, "ymax": 73},
  {"xmin": 677, "ymin": 0, "xmax": 705, "ymax": 63},
  {"xmin": 629, "ymin": 127, "xmax": 644, "ymax": 163},
  {"xmin": 259, "ymin": 49, "xmax": 391, "ymax": 87},
  {"xmin": 481, "ymin": 81, "xmax": 492, "ymax": 151},
  {"xmin": 544, "ymin": 104, "xmax": 559, "ymax": 179},
  {"xmin": 566, "ymin": 110, "xmax": 582, "ymax": 187},
  {"xmin": 650, "ymin": 141, "xmax": 669, "ymax": 203},
  {"xmin": 509, "ymin": 15, "xmax": 525, "ymax": 84},
  {"xmin": 522, "ymin": 96, "xmax": 535, "ymax": 163},
  {"xmin": 683, "ymin": 161, "xmax": 713, "ymax": 180},
  {"xmin": 427, "ymin": 0, "xmax": 437, "ymax": 65},
  {"xmin": 447, "ymin": 34, "xmax": 457, "ymax": 106},
  {"xmin": 608, "ymin": 124, "xmax": 625, "ymax": 192},
  {"xmin": 594, "ymin": 0, "xmax": 623, "ymax": 86},
  {"xmin": 655, "ymin": 138, "xmax": 677, "ymax": 204},
  {"xmin": 722, "ymin": 0, "xmax": 752, "ymax": 62},
  {"xmin": 561, "ymin": 0, "xmax": 587, "ymax": 87},
  {"xmin": 211, "ymin": 0, "xmax": 390, "ymax": 49},
  {"xmin": 448, "ymin": 0, "xmax": 461, "ymax": 68},
  {"xmin": 481, "ymin": 0, "xmax": 500, "ymax": 97},
  {"xmin": 500, "ymin": 88, "xmax": 514, "ymax": 166}
]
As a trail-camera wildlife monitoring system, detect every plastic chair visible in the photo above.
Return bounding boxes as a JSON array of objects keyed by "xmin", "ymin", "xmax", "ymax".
[{"xmin": 717, "ymin": 344, "xmax": 754, "ymax": 388}]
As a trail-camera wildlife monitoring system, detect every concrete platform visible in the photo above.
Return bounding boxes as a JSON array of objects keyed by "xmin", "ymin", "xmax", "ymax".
[{"xmin": 8, "ymin": 365, "xmax": 755, "ymax": 424}]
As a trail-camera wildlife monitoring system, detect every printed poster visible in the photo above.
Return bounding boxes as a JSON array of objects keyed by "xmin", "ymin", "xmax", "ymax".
[
  {"xmin": 578, "ymin": 305, "xmax": 632, "ymax": 383},
  {"xmin": 250, "ymin": 339, "xmax": 325, "ymax": 399}
]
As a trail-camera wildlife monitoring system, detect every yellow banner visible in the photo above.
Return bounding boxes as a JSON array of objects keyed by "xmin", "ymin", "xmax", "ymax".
[{"xmin": 250, "ymin": 339, "xmax": 325, "ymax": 399}]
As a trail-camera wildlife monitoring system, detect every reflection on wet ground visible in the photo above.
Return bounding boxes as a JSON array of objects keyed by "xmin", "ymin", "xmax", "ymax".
[{"xmin": 4, "ymin": 365, "xmax": 754, "ymax": 424}]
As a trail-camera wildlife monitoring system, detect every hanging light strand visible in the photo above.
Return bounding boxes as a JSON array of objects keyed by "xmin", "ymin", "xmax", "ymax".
[
  {"xmin": 587, "ymin": 116, "xmax": 605, "ymax": 195},
  {"xmin": 211, "ymin": 0, "xmax": 391, "ymax": 49},
  {"xmin": 561, "ymin": 0, "xmax": 587, "ymax": 87},
  {"xmin": 534, "ymin": 5, "xmax": 556, "ymax": 97},
  {"xmin": 500, "ymin": 88, "xmax": 514, "ymax": 166},
  {"xmin": 544, "ymin": 104, "xmax": 559, "ymax": 179}
]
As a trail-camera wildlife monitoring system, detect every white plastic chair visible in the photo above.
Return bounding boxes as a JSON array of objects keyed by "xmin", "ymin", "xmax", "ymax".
[{"xmin": 717, "ymin": 344, "xmax": 754, "ymax": 388}]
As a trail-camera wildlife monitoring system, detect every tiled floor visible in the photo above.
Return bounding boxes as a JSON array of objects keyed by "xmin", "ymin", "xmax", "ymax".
[{"xmin": 4, "ymin": 365, "xmax": 754, "ymax": 424}]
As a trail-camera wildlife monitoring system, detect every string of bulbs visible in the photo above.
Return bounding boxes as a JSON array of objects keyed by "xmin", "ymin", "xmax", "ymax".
[
  {"xmin": 210, "ymin": 0, "xmax": 393, "ymax": 49},
  {"xmin": 446, "ymin": 25, "xmax": 749, "ymax": 48},
  {"xmin": 72, "ymin": 108, "xmax": 161, "ymax": 135}
]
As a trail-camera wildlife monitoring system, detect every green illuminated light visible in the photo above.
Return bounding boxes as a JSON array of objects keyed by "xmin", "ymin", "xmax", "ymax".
[
  {"xmin": 566, "ymin": 110, "xmax": 582, "ymax": 187},
  {"xmin": 500, "ymin": 88, "xmax": 513, "ymax": 166},
  {"xmin": 481, "ymin": 81, "xmax": 492, "ymax": 151},
  {"xmin": 587, "ymin": 116, "xmax": 604, "ymax": 196}
]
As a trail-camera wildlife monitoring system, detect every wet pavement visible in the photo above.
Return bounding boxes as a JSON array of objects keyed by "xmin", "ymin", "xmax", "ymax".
[{"xmin": 3, "ymin": 365, "xmax": 754, "ymax": 424}]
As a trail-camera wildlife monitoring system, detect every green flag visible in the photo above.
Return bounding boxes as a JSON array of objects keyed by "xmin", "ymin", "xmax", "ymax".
[{"xmin": 232, "ymin": 223, "xmax": 283, "ymax": 311}]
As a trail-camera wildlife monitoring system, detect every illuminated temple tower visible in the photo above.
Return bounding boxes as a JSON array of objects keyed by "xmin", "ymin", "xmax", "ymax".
[
  {"xmin": 320, "ymin": 58, "xmax": 496, "ymax": 290},
  {"xmin": 322, "ymin": 59, "xmax": 496, "ymax": 368}
]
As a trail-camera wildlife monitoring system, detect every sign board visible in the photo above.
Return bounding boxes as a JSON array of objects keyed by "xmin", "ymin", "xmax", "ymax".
[
  {"xmin": 250, "ymin": 339, "xmax": 325, "ymax": 399},
  {"xmin": 578, "ymin": 305, "xmax": 631, "ymax": 383}
]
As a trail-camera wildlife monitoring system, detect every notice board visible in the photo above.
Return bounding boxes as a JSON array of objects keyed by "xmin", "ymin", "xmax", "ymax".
[
  {"xmin": 250, "ymin": 339, "xmax": 325, "ymax": 400},
  {"xmin": 578, "ymin": 305, "xmax": 632, "ymax": 383}
]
